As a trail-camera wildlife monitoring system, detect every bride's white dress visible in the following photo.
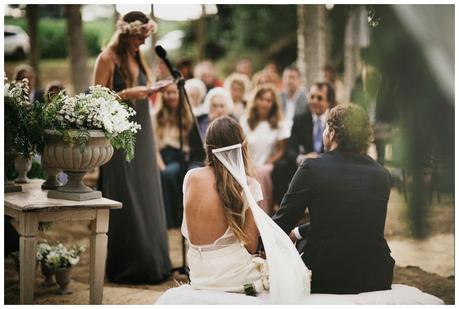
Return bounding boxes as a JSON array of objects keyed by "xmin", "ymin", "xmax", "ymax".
[{"xmin": 181, "ymin": 175, "xmax": 269, "ymax": 294}]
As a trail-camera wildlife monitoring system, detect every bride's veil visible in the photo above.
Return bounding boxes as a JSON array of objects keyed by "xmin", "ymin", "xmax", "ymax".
[{"xmin": 212, "ymin": 143, "xmax": 310, "ymax": 304}]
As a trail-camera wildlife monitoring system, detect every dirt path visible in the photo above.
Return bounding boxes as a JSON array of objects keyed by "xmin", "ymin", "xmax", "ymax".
[{"xmin": 4, "ymin": 189, "xmax": 454, "ymax": 304}]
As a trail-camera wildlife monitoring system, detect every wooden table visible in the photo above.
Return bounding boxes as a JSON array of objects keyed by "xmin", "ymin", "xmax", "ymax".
[{"xmin": 4, "ymin": 179, "xmax": 122, "ymax": 304}]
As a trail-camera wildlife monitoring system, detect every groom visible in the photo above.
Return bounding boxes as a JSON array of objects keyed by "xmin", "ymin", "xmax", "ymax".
[{"xmin": 272, "ymin": 103, "xmax": 395, "ymax": 294}]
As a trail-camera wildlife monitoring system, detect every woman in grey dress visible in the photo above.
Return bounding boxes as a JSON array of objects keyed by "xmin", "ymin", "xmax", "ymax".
[{"xmin": 93, "ymin": 11, "xmax": 171, "ymax": 283}]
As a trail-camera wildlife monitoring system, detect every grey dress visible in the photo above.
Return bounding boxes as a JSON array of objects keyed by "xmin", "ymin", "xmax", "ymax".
[{"xmin": 99, "ymin": 64, "xmax": 171, "ymax": 283}]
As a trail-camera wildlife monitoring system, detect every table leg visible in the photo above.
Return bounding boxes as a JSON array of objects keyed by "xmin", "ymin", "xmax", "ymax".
[
  {"xmin": 89, "ymin": 209, "xmax": 109, "ymax": 304},
  {"xmin": 18, "ymin": 212, "xmax": 38, "ymax": 304}
]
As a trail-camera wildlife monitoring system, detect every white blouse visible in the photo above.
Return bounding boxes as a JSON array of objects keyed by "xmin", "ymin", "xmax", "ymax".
[{"xmin": 239, "ymin": 115, "xmax": 291, "ymax": 168}]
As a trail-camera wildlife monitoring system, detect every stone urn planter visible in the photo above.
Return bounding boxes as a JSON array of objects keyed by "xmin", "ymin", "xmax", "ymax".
[
  {"xmin": 43, "ymin": 130, "xmax": 114, "ymax": 201},
  {"xmin": 54, "ymin": 267, "xmax": 72, "ymax": 295},
  {"xmin": 14, "ymin": 155, "xmax": 32, "ymax": 184},
  {"xmin": 40, "ymin": 155, "xmax": 63, "ymax": 190}
]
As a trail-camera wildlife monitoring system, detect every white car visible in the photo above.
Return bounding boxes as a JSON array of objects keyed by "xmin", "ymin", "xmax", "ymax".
[{"xmin": 4, "ymin": 25, "xmax": 30, "ymax": 59}]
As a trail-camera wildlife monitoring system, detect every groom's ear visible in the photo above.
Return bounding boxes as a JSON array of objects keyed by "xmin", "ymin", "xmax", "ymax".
[{"xmin": 328, "ymin": 127, "xmax": 335, "ymax": 142}]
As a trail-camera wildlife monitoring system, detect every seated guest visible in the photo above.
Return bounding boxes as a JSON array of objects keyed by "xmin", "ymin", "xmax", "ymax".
[
  {"xmin": 323, "ymin": 64, "xmax": 346, "ymax": 105},
  {"xmin": 185, "ymin": 78, "xmax": 208, "ymax": 116},
  {"xmin": 251, "ymin": 69, "xmax": 274, "ymax": 89},
  {"xmin": 240, "ymin": 85, "xmax": 290, "ymax": 214},
  {"xmin": 44, "ymin": 80, "xmax": 66, "ymax": 104},
  {"xmin": 273, "ymin": 103, "xmax": 395, "ymax": 294},
  {"xmin": 279, "ymin": 65, "xmax": 308, "ymax": 130},
  {"xmin": 188, "ymin": 87, "xmax": 234, "ymax": 169},
  {"xmin": 177, "ymin": 58, "xmax": 194, "ymax": 80},
  {"xmin": 193, "ymin": 60, "xmax": 223, "ymax": 93},
  {"xmin": 235, "ymin": 57, "xmax": 253, "ymax": 78},
  {"xmin": 152, "ymin": 83, "xmax": 193, "ymax": 228},
  {"xmin": 272, "ymin": 82, "xmax": 336, "ymax": 206},
  {"xmin": 198, "ymin": 87, "xmax": 234, "ymax": 136},
  {"xmin": 263, "ymin": 61, "xmax": 282, "ymax": 90},
  {"xmin": 14, "ymin": 64, "xmax": 44, "ymax": 103},
  {"xmin": 224, "ymin": 72, "xmax": 251, "ymax": 120}
]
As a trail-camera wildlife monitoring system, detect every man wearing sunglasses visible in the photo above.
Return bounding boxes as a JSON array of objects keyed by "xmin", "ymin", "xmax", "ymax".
[{"xmin": 272, "ymin": 82, "xmax": 336, "ymax": 207}]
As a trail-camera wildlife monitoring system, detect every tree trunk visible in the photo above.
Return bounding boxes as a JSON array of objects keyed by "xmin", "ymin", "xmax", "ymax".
[
  {"xmin": 147, "ymin": 4, "xmax": 158, "ymax": 77},
  {"xmin": 113, "ymin": 4, "xmax": 120, "ymax": 25},
  {"xmin": 196, "ymin": 5, "xmax": 206, "ymax": 61},
  {"xmin": 343, "ymin": 5, "xmax": 368, "ymax": 102},
  {"xmin": 297, "ymin": 5, "xmax": 327, "ymax": 91},
  {"xmin": 297, "ymin": 5, "xmax": 306, "ymax": 86},
  {"xmin": 65, "ymin": 5, "xmax": 89, "ymax": 94},
  {"xmin": 26, "ymin": 5, "xmax": 40, "ymax": 88}
]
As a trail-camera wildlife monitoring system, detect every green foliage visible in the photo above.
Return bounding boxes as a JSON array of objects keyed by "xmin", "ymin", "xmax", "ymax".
[
  {"xmin": 364, "ymin": 5, "xmax": 454, "ymax": 237},
  {"xmin": 4, "ymin": 79, "xmax": 45, "ymax": 159},
  {"xmin": 180, "ymin": 5, "xmax": 298, "ymax": 72},
  {"xmin": 83, "ymin": 19, "xmax": 115, "ymax": 55},
  {"xmin": 5, "ymin": 17, "xmax": 113, "ymax": 59}
]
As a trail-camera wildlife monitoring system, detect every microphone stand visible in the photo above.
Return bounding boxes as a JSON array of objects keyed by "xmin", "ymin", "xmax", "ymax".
[{"xmin": 168, "ymin": 70, "xmax": 204, "ymax": 279}]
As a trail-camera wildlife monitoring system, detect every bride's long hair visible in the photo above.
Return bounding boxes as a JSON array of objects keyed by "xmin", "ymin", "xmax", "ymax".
[{"xmin": 205, "ymin": 116, "xmax": 253, "ymax": 244}]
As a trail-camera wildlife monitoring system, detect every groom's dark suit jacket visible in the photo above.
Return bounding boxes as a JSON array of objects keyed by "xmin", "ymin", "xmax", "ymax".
[{"xmin": 272, "ymin": 149, "xmax": 395, "ymax": 294}]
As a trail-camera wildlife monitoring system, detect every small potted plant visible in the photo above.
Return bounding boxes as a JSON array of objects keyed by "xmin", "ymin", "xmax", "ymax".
[
  {"xmin": 42, "ymin": 85, "xmax": 141, "ymax": 200},
  {"xmin": 43, "ymin": 243, "xmax": 86, "ymax": 295},
  {"xmin": 36, "ymin": 241, "xmax": 56, "ymax": 286}
]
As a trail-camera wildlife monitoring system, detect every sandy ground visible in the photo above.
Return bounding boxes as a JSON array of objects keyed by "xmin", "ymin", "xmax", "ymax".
[{"xmin": 4, "ymin": 188, "xmax": 454, "ymax": 305}]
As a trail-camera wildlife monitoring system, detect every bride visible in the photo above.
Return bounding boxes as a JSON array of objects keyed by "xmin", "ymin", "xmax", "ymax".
[{"xmin": 179, "ymin": 116, "xmax": 310, "ymax": 304}]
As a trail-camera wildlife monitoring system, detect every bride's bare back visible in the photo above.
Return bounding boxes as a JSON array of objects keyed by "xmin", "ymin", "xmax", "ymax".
[{"xmin": 184, "ymin": 166, "xmax": 260, "ymax": 254}]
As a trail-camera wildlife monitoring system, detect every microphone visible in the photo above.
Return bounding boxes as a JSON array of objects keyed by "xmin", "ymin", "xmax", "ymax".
[{"xmin": 154, "ymin": 45, "xmax": 181, "ymax": 79}]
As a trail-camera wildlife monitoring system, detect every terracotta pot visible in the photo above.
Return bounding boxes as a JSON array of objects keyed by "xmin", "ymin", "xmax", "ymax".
[{"xmin": 43, "ymin": 130, "xmax": 113, "ymax": 200}]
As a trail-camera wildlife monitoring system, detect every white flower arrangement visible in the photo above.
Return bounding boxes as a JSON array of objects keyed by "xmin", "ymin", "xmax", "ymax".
[
  {"xmin": 42, "ymin": 243, "xmax": 86, "ymax": 270},
  {"xmin": 44, "ymin": 85, "xmax": 141, "ymax": 161},
  {"xmin": 4, "ymin": 75, "xmax": 31, "ymax": 105},
  {"xmin": 116, "ymin": 19, "xmax": 157, "ymax": 36},
  {"xmin": 36, "ymin": 241, "xmax": 53, "ymax": 262}
]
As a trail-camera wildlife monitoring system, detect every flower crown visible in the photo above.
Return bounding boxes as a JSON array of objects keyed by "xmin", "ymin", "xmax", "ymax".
[{"xmin": 116, "ymin": 18, "xmax": 157, "ymax": 36}]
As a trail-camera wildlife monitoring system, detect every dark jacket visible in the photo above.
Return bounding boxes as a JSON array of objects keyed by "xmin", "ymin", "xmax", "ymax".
[
  {"xmin": 284, "ymin": 111, "xmax": 318, "ymax": 163},
  {"xmin": 271, "ymin": 111, "xmax": 323, "ymax": 205},
  {"xmin": 272, "ymin": 149, "xmax": 395, "ymax": 294}
]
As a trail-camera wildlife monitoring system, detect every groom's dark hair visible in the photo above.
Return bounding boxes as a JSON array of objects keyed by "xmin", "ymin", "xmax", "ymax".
[{"xmin": 327, "ymin": 103, "xmax": 372, "ymax": 154}]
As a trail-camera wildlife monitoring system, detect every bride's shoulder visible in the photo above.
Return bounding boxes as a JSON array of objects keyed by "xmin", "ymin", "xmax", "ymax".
[{"xmin": 184, "ymin": 167, "xmax": 214, "ymax": 186}]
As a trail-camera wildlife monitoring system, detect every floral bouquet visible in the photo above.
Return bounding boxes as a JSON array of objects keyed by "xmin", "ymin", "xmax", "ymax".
[
  {"xmin": 36, "ymin": 241, "xmax": 54, "ymax": 263},
  {"xmin": 4, "ymin": 75, "xmax": 44, "ymax": 159},
  {"xmin": 43, "ymin": 85, "xmax": 141, "ymax": 161},
  {"xmin": 43, "ymin": 243, "xmax": 86, "ymax": 270}
]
